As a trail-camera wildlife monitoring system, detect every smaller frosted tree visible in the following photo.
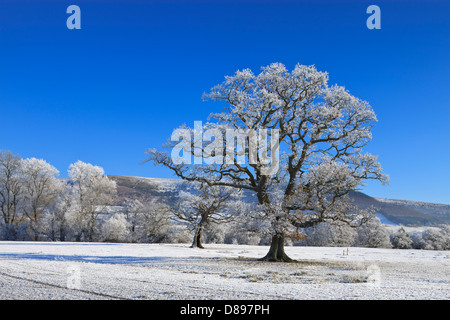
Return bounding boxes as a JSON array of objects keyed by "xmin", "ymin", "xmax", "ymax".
[
  {"xmin": 44, "ymin": 187, "xmax": 72, "ymax": 241},
  {"xmin": 68, "ymin": 161, "xmax": 117, "ymax": 241},
  {"xmin": 390, "ymin": 227, "xmax": 413, "ymax": 249},
  {"xmin": 101, "ymin": 213, "xmax": 130, "ymax": 243},
  {"xmin": 20, "ymin": 158, "xmax": 64, "ymax": 240},
  {"xmin": 355, "ymin": 217, "xmax": 391, "ymax": 248},
  {"xmin": 303, "ymin": 221, "xmax": 357, "ymax": 247},
  {"xmin": 173, "ymin": 182, "xmax": 245, "ymax": 248},
  {"xmin": 124, "ymin": 199, "xmax": 173, "ymax": 243},
  {"xmin": 411, "ymin": 227, "xmax": 450, "ymax": 250},
  {"xmin": 0, "ymin": 151, "xmax": 23, "ymax": 239}
]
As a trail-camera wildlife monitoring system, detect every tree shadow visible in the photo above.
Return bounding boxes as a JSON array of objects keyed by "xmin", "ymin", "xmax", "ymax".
[{"xmin": 0, "ymin": 252, "xmax": 176, "ymax": 265}]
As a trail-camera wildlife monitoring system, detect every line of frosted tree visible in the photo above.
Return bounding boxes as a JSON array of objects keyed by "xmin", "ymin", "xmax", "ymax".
[
  {"xmin": 0, "ymin": 150, "xmax": 118, "ymax": 242},
  {"xmin": 1, "ymin": 149, "xmax": 449, "ymax": 250}
]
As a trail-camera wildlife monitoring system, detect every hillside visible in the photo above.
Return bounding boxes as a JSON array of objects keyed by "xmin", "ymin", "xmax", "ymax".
[
  {"xmin": 110, "ymin": 175, "xmax": 182, "ymax": 205},
  {"xmin": 375, "ymin": 198, "xmax": 450, "ymax": 224},
  {"xmin": 108, "ymin": 175, "xmax": 449, "ymax": 227},
  {"xmin": 348, "ymin": 191, "xmax": 446, "ymax": 226}
]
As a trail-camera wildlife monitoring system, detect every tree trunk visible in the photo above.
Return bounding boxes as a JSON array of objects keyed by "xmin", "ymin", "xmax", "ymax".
[
  {"xmin": 191, "ymin": 228, "xmax": 203, "ymax": 248},
  {"xmin": 255, "ymin": 188, "xmax": 295, "ymax": 262},
  {"xmin": 59, "ymin": 224, "xmax": 66, "ymax": 242},
  {"xmin": 4, "ymin": 223, "xmax": 16, "ymax": 241},
  {"xmin": 191, "ymin": 218, "xmax": 206, "ymax": 248},
  {"xmin": 259, "ymin": 233, "xmax": 294, "ymax": 262}
]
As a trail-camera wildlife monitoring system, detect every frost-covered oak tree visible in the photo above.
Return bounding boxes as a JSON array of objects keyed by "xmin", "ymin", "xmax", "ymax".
[
  {"xmin": 174, "ymin": 182, "xmax": 244, "ymax": 248},
  {"xmin": 68, "ymin": 161, "xmax": 117, "ymax": 241},
  {"xmin": 145, "ymin": 63, "xmax": 388, "ymax": 261},
  {"xmin": 20, "ymin": 158, "xmax": 64, "ymax": 240},
  {"xmin": 0, "ymin": 151, "xmax": 23, "ymax": 239},
  {"xmin": 124, "ymin": 199, "xmax": 173, "ymax": 243}
]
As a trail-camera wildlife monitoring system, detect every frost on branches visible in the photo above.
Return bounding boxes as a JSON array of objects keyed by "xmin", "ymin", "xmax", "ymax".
[
  {"xmin": 67, "ymin": 161, "xmax": 117, "ymax": 241},
  {"xmin": 173, "ymin": 181, "xmax": 245, "ymax": 248},
  {"xmin": 19, "ymin": 157, "xmax": 64, "ymax": 240},
  {"xmin": 0, "ymin": 152, "xmax": 63, "ymax": 240},
  {"xmin": 145, "ymin": 63, "xmax": 388, "ymax": 261}
]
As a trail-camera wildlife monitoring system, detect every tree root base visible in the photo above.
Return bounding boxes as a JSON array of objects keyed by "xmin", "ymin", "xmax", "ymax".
[
  {"xmin": 258, "ymin": 255, "xmax": 296, "ymax": 263},
  {"xmin": 190, "ymin": 244, "xmax": 205, "ymax": 249}
]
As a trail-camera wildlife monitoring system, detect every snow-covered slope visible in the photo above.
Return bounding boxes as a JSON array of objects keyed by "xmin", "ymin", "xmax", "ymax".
[
  {"xmin": 108, "ymin": 175, "xmax": 449, "ymax": 226},
  {"xmin": 376, "ymin": 198, "xmax": 450, "ymax": 224}
]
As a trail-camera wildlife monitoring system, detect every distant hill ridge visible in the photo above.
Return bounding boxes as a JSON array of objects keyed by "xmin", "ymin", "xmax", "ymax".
[{"xmin": 108, "ymin": 175, "xmax": 450, "ymax": 227}]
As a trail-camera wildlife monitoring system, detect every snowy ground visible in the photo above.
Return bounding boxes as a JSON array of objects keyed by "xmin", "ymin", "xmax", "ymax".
[{"xmin": 0, "ymin": 241, "xmax": 448, "ymax": 300}]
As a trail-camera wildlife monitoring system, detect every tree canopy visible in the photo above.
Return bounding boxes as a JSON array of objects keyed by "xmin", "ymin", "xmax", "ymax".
[{"xmin": 146, "ymin": 62, "xmax": 389, "ymax": 261}]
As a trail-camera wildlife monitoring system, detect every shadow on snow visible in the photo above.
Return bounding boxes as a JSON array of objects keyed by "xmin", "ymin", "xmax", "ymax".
[{"xmin": 0, "ymin": 252, "xmax": 181, "ymax": 265}]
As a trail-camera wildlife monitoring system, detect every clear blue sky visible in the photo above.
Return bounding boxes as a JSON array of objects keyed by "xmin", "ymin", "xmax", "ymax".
[{"xmin": 0, "ymin": 0, "xmax": 449, "ymax": 204}]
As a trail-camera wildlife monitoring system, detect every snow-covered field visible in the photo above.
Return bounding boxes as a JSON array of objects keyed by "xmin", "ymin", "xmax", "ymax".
[{"xmin": 0, "ymin": 241, "xmax": 448, "ymax": 300}]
